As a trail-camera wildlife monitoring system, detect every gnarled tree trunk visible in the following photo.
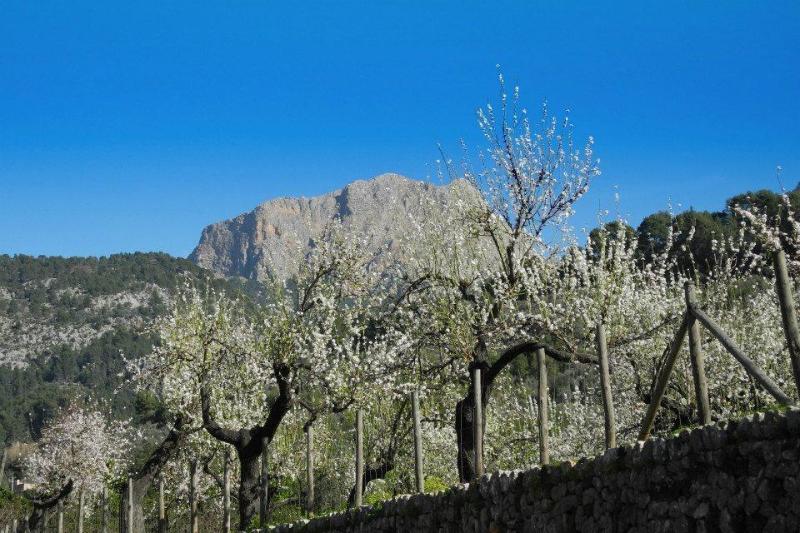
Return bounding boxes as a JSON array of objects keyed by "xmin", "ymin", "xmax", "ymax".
[
  {"xmin": 119, "ymin": 415, "xmax": 189, "ymax": 532},
  {"xmin": 201, "ymin": 362, "xmax": 293, "ymax": 529},
  {"xmin": 346, "ymin": 460, "xmax": 394, "ymax": 508},
  {"xmin": 454, "ymin": 342, "xmax": 597, "ymax": 482},
  {"xmin": 24, "ymin": 480, "xmax": 73, "ymax": 533}
]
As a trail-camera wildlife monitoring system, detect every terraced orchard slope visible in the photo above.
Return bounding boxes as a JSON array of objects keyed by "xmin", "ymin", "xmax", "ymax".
[
  {"xmin": 190, "ymin": 173, "xmax": 478, "ymax": 281},
  {"xmin": 270, "ymin": 409, "xmax": 800, "ymax": 533}
]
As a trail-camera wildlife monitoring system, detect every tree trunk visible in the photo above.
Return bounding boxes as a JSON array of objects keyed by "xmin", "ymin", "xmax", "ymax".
[
  {"xmin": 452, "ymin": 342, "xmax": 596, "ymax": 483},
  {"xmin": 455, "ymin": 364, "xmax": 489, "ymax": 483},
  {"xmin": 24, "ymin": 480, "xmax": 73, "ymax": 533},
  {"xmin": 120, "ymin": 416, "xmax": 189, "ymax": 532},
  {"xmin": 346, "ymin": 461, "xmax": 395, "ymax": 507},
  {"xmin": 237, "ymin": 448, "xmax": 261, "ymax": 530}
]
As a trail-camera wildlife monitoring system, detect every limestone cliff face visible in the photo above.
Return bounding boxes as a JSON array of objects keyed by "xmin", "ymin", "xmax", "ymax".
[{"xmin": 189, "ymin": 173, "xmax": 476, "ymax": 281}]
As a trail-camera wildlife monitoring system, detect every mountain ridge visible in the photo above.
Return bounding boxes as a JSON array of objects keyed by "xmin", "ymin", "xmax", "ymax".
[{"xmin": 189, "ymin": 173, "xmax": 474, "ymax": 281}]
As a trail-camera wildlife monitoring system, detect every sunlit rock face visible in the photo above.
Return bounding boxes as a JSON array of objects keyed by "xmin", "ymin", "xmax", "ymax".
[{"xmin": 190, "ymin": 173, "xmax": 478, "ymax": 281}]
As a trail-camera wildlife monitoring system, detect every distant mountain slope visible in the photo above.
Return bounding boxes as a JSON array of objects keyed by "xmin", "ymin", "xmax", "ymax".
[
  {"xmin": 0, "ymin": 253, "xmax": 247, "ymax": 443},
  {"xmin": 190, "ymin": 173, "xmax": 476, "ymax": 281}
]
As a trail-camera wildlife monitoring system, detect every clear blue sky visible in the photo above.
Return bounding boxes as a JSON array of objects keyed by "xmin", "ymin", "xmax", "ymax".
[{"xmin": 1, "ymin": 1, "xmax": 798, "ymax": 257}]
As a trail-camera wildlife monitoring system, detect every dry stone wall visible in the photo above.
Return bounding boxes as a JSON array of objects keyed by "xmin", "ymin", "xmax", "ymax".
[{"xmin": 270, "ymin": 409, "xmax": 800, "ymax": 532}]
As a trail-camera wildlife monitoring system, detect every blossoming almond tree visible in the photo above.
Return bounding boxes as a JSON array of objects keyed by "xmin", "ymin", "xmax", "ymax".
[
  {"xmin": 421, "ymin": 74, "xmax": 600, "ymax": 481},
  {"xmin": 22, "ymin": 406, "xmax": 134, "ymax": 531},
  {"xmin": 130, "ymin": 221, "xmax": 421, "ymax": 528}
]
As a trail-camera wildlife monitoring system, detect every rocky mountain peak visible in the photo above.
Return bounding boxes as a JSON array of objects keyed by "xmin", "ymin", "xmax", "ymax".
[{"xmin": 189, "ymin": 173, "xmax": 474, "ymax": 281}]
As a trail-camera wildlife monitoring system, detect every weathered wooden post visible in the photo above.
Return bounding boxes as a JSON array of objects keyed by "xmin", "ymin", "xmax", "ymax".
[
  {"xmin": 223, "ymin": 452, "xmax": 231, "ymax": 533},
  {"xmin": 774, "ymin": 249, "xmax": 800, "ymax": 395},
  {"xmin": 127, "ymin": 476, "xmax": 134, "ymax": 533},
  {"xmin": 101, "ymin": 486, "xmax": 108, "ymax": 533},
  {"xmin": 472, "ymin": 366, "xmax": 484, "ymax": 479},
  {"xmin": 595, "ymin": 322, "xmax": 617, "ymax": 449},
  {"xmin": 78, "ymin": 488, "xmax": 85, "ymax": 533},
  {"xmin": 685, "ymin": 283, "xmax": 711, "ymax": 425},
  {"xmin": 638, "ymin": 312, "xmax": 691, "ymax": 441},
  {"xmin": 536, "ymin": 347, "xmax": 550, "ymax": 465},
  {"xmin": 412, "ymin": 391, "xmax": 424, "ymax": 493},
  {"xmin": 355, "ymin": 409, "xmax": 364, "ymax": 506},
  {"xmin": 57, "ymin": 500, "xmax": 64, "ymax": 533},
  {"xmin": 189, "ymin": 460, "xmax": 199, "ymax": 533},
  {"xmin": 158, "ymin": 477, "xmax": 166, "ymax": 533},
  {"xmin": 259, "ymin": 446, "xmax": 268, "ymax": 527},
  {"xmin": 305, "ymin": 425, "xmax": 314, "ymax": 515},
  {"xmin": 0, "ymin": 448, "xmax": 6, "ymax": 487},
  {"xmin": 691, "ymin": 305, "xmax": 793, "ymax": 405}
]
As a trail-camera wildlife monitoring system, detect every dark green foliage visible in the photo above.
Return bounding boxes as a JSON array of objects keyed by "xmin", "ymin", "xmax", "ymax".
[
  {"xmin": 0, "ymin": 485, "xmax": 32, "ymax": 524},
  {"xmin": 0, "ymin": 252, "xmax": 250, "ymax": 446},
  {"xmin": 0, "ymin": 329, "xmax": 155, "ymax": 444},
  {"xmin": 589, "ymin": 220, "xmax": 637, "ymax": 257},
  {"xmin": 633, "ymin": 184, "xmax": 800, "ymax": 277},
  {"xmin": 0, "ymin": 252, "xmax": 243, "ymax": 323}
]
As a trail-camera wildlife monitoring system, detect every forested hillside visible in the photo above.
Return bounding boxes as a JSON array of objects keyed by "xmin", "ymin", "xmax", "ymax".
[{"xmin": 0, "ymin": 253, "xmax": 249, "ymax": 444}]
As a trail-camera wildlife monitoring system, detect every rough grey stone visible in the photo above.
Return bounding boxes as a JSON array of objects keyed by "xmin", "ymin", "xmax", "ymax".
[{"xmin": 268, "ymin": 411, "xmax": 800, "ymax": 533}]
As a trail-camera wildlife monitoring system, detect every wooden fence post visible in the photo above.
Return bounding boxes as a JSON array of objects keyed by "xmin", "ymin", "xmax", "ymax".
[
  {"xmin": 638, "ymin": 312, "xmax": 691, "ymax": 441},
  {"xmin": 355, "ymin": 410, "xmax": 364, "ymax": 507},
  {"xmin": 158, "ymin": 477, "xmax": 166, "ymax": 533},
  {"xmin": 57, "ymin": 500, "xmax": 64, "ymax": 533},
  {"xmin": 472, "ymin": 367, "xmax": 484, "ymax": 479},
  {"xmin": 685, "ymin": 283, "xmax": 711, "ymax": 425},
  {"xmin": 306, "ymin": 425, "xmax": 314, "ymax": 515},
  {"xmin": 127, "ymin": 477, "xmax": 134, "ymax": 533},
  {"xmin": 690, "ymin": 305, "xmax": 793, "ymax": 405},
  {"xmin": 774, "ymin": 249, "xmax": 800, "ymax": 396},
  {"xmin": 595, "ymin": 322, "xmax": 617, "ymax": 449},
  {"xmin": 101, "ymin": 486, "xmax": 108, "ymax": 533},
  {"xmin": 259, "ymin": 446, "xmax": 268, "ymax": 527},
  {"xmin": 536, "ymin": 348, "xmax": 550, "ymax": 465},
  {"xmin": 0, "ymin": 448, "xmax": 6, "ymax": 487},
  {"xmin": 78, "ymin": 488, "xmax": 85, "ymax": 533},
  {"xmin": 189, "ymin": 460, "xmax": 199, "ymax": 533},
  {"xmin": 412, "ymin": 391, "xmax": 424, "ymax": 493},
  {"xmin": 223, "ymin": 452, "xmax": 231, "ymax": 533}
]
